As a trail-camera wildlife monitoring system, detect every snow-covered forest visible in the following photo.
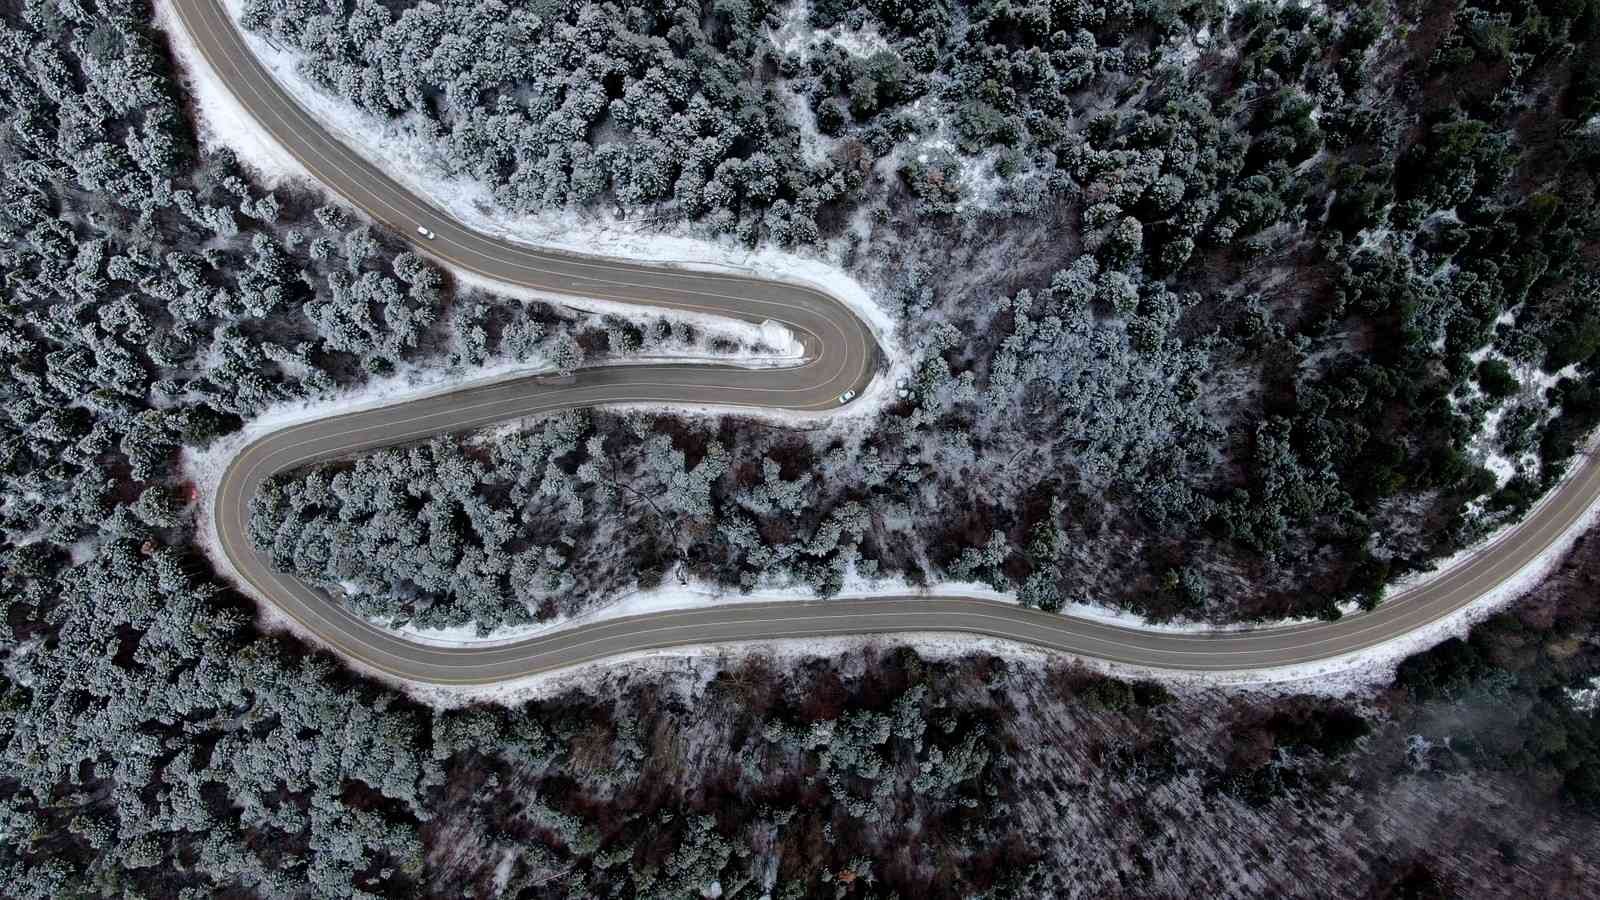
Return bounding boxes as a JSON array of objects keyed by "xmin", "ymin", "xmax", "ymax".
[
  {"xmin": 6, "ymin": 0, "xmax": 1600, "ymax": 895},
  {"xmin": 249, "ymin": 0, "xmax": 1600, "ymax": 631}
]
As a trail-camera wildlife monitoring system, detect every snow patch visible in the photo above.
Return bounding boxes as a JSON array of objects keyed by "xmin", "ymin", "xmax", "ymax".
[
  {"xmin": 154, "ymin": 0, "xmax": 306, "ymax": 185},
  {"xmin": 1164, "ymin": 25, "xmax": 1212, "ymax": 67},
  {"xmin": 491, "ymin": 848, "xmax": 517, "ymax": 894},
  {"xmin": 768, "ymin": 1, "xmax": 894, "ymax": 62},
  {"xmin": 1457, "ymin": 342, "xmax": 1578, "ymax": 488},
  {"xmin": 1472, "ymin": 404, "xmax": 1519, "ymax": 485},
  {"xmin": 448, "ymin": 268, "xmax": 806, "ymax": 366},
  {"xmin": 774, "ymin": 82, "xmax": 840, "ymax": 168},
  {"xmin": 67, "ymin": 538, "xmax": 102, "ymax": 566},
  {"xmin": 1385, "ymin": 428, "xmax": 1600, "ymax": 604},
  {"xmin": 883, "ymin": 99, "xmax": 1019, "ymax": 214},
  {"xmin": 1566, "ymin": 676, "xmax": 1600, "ymax": 713},
  {"xmin": 385, "ymin": 618, "xmax": 553, "ymax": 648},
  {"xmin": 601, "ymin": 352, "xmax": 903, "ymax": 430}
]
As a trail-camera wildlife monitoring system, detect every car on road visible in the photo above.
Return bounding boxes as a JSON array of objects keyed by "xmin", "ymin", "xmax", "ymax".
[
  {"xmin": 838, "ymin": 389, "xmax": 856, "ymax": 404},
  {"xmin": 416, "ymin": 225, "xmax": 435, "ymax": 240}
]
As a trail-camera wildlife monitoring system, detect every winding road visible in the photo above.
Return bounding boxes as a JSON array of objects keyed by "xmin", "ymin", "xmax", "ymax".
[{"xmin": 175, "ymin": 0, "xmax": 1600, "ymax": 686}]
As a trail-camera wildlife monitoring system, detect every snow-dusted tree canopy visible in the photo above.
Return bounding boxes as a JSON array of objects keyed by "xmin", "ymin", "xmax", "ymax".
[
  {"xmin": 243, "ymin": 0, "xmax": 1600, "ymax": 630},
  {"xmin": 8, "ymin": 0, "xmax": 1600, "ymax": 894}
]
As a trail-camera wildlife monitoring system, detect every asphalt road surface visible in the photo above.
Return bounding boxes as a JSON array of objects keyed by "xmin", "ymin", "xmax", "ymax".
[{"xmin": 177, "ymin": 0, "xmax": 1600, "ymax": 685}]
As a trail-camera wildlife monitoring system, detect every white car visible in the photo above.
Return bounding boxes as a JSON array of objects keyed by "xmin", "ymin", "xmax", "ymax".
[
  {"xmin": 416, "ymin": 225, "xmax": 435, "ymax": 240},
  {"xmin": 837, "ymin": 389, "xmax": 856, "ymax": 404}
]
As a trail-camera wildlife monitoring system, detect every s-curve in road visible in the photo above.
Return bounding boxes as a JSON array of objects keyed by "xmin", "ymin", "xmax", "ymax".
[{"xmin": 181, "ymin": 0, "xmax": 1600, "ymax": 686}]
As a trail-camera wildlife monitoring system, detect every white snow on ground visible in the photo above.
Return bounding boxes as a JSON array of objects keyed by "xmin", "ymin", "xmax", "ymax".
[
  {"xmin": 1165, "ymin": 25, "xmax": 1214, "ymax": 67},
  {"xmin": 1226, "ymin": 0, "xmax": 1332, "ymax": 13},
  {"xmin": 68, "ymin": 538, "xmax": 102, "ymax": 566},
  {"xmin": 153, "ymin": 0, "xmax": 305, "ymax": 184},
  {"xmin": 762, "ymin": 5, "xmax": 1026, "ymax": 213},
  {"xmin": 388, "ymin": 619, "xmax": 551, "ymax": 647},
  {"xmin": 180, "ymin": 0, "xmax": 902, "ymax": 370},
  {"xmin": 385, "ymin": 577, "xmax": 1020, "ymax": 649},
  {"xmin": 1473, "ymin": 404, "xmax": 1519, "ymax": 485},
  {"xmin": 767, "ymin": 0, "xmax": 893, "ymax": 61},
  {"xmin": 490, "ymin": 849, "xmax": 517, "ymax": 895},
  {"xmin": 928, "ymin": 145, "xmax": 1009, "ymax": 212},
  {"xmin": 603, "ymin": 350, "xmax": 902, "ymax": 432},
  {"xmin": 1384, "ymin": 427, "xmax": 1600, "ymax": 599},
  {"xmin": 774, "ymin": 81, "xmax": 839, "ymax": 169},
  {"xmin": 444, "ymin": 268, "xmax": 805, "ymax": 365},
  {"xmin": 1566, "ymin": 676, "xmax": 1600, "ymax": 712},
  {"xmin": 1455, "ymin": 327, "xmax": 1579, "ymax": 487},
  {"xmin": 872, "ymin": 97, "xmax": 1018, "ymax": 214}
]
